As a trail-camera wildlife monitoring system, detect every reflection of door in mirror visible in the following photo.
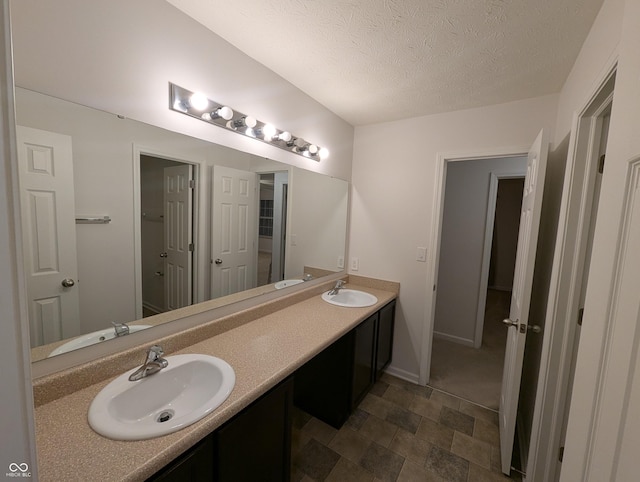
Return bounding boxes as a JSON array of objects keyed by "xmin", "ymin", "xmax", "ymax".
[
  {"xmin": 17, "ymin": 126, "xmax": 81, "ymax": 347},
  {"xmin": 211, "ymin": 165, "xmax": 258, "ymax": 299},
  {"xmin": 140, "ymin": 155, "xmax": 195, "ymax": 316},
  {"xmin": 258, "ymin": 172, "xmax": 289, "ymax": 284}
]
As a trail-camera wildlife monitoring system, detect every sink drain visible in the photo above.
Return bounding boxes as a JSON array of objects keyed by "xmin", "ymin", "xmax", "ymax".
[{"xmin": 156, "ymin": 410, "xmax": 175, "ymax": 423}]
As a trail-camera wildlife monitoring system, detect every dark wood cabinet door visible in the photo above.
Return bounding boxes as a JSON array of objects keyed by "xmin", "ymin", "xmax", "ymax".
[
  {"xmin": 294, "ymin": 333, "xmax": 352, "ymax": 428},
  {"xmin": 375, "ymin": 300, "xmax": 396, "ymax": 380},
  {"xmin": 351, "ymin": 313, "xmax": 377, "ymax": 408},
  {"xmin": 214, "ymin": 377, "xmax": 293, "ymax": 482},
  {"xmin": 147, "ymin": 437, "xmax": 214, "ymax": 482}
]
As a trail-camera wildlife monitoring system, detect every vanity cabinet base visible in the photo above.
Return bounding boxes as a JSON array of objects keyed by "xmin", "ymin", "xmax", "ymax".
[
  {"xmin": 294, "ymin": 300, "xmax": 396, "ymax": 429},
  {"xmin": 148, "ymin": 377, "xmax": 293, "ymax": 482}
]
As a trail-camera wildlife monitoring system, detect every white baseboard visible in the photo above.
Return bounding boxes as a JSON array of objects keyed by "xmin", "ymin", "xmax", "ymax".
[
  {"xmin": 433, "ymin": 331, "xmax": 475, "ymax": 347},
  {"xmin": 142, "ymin": 301, "xmax": 164, "ymax": 315},
  {"xmin": 383, "ymin": 365, "xmax": 420, "ymax": 385}
]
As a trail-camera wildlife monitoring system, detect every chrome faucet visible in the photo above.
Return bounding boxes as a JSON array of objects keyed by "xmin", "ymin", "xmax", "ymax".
[
  {"xmin": 128, "ymin": 345, "xmax": 168, "ymax": 381},
  {"xmin": 112, "ymin": 322, "xmax": 130, "ymax": 337},
  {"xmin": 328, "ymin": 279, "xmax": 345, "ymax": 295}
]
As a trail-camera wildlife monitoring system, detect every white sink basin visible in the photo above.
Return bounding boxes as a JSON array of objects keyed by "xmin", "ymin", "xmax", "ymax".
[
  {"xmin": 48, "ymin": 325, "xmax": 152, "ymax": 357},
  {"xmin": 274, "ymin": 279, "xmax": 304, "ymax": 289},
  {"xmin": 322, "ymin": 289, "xmax": 378, "ymax": 308},
  {"xmin": 88, "ymin": 354, "xmax": 235, "ymax": 440}
]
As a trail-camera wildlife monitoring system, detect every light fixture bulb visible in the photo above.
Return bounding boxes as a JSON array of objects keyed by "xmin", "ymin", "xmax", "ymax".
[
  {"xmin": 308, "ymin": 144, "xmax": 319, "ymax": 155},
  {"xmin": 319, "ymin": 147, "xmax": 330, "ymax": 159},
  {"xmin": 189, "ymin": 92, "xmax": 209, "ymax": 111},
  {"xmin": 276, "ymin": 131, "xmax": 292, "ymax": 143},
  {"xmin": 263, "ymin": 123, "xmax": 277, "ymax": 140},
  {"xmin": 215, "ymin": 106, "xmax": 234, "ymax": 121},
  {"xmin": 203, "ymin": 106, "xmax": 233, "ymax": 122},
  {"xmin": 230, "ymin": 115, "xmax": 258, "ymax": 130}
]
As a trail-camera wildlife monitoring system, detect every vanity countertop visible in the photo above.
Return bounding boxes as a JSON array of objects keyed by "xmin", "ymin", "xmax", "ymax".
[{"xmin": 34, "ymin": 282, "xmax": 397, "ymax": 481}]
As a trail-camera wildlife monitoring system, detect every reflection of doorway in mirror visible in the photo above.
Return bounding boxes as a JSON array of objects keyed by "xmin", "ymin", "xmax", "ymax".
[
  {"xmin": 258, "ymin": 172, "xmax": 289, "ymax": 286},
  {"xmin": 140, "ymin": 155, "xmax": 195, "ymax": 316}
]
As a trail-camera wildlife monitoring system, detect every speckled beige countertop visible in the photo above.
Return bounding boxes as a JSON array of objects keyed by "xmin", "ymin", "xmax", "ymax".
[{"xmin": 34, "ymin": 278, "xmax": 398, "ymax": 481}]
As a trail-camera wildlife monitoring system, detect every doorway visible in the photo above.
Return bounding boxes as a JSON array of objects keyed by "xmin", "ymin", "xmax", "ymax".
[
  {"xmin": 526, "ymin": 70, "xmax": 615, "ymax": 481},
  {"xmin": 430, "ymin": 158, "xmax": 526, "ymax": 409},
  {"xmin": 139, "ymin": 154, "xmax": 196, "ymax": 316}
]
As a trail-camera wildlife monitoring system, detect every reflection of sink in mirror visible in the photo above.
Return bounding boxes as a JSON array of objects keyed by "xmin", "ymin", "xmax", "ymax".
[
  {"xmin": 15, "ymin": 88, "xmax": 348, "ymax": 362},
  {"xmin": 48, "ymin": 325, "xmax": 152, "ymax": 357},
  {"xmin": 322, "ymin": 289, "xmax": 378, "ymax": 308},
  {"xmin": 274, "ymin": 279, "xmax": 304, "ymax": 290},
  {"xmin": 88, "ymin": 354, "xmax": 235, "ymax": 440}
]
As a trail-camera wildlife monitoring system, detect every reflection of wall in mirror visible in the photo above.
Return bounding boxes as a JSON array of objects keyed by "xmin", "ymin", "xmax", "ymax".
[{"xmin": 288, "ymin": 167, "xmax": 348, "ymax": 278}]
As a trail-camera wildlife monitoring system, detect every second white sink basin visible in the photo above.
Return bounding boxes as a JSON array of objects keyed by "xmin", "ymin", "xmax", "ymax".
[
  {"xmin": 49, "ymin": 324, "xmax": 152, "ymax": 357},
  {"xmin": 322, "ymin": 289, "xmax": 378, "ymax": 308},
  {"xmin": 88, "ymin": 354, "xmax": 235, "ymax": 440},
  {"xmin": 274, "ymin": 279, "xmax": 304, "ymax": 289}
]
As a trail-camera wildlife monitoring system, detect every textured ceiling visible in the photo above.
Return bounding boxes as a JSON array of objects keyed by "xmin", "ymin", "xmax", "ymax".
[{"xmin": 167, "ymin": 0, "xmax": 604, "ymax": 126}]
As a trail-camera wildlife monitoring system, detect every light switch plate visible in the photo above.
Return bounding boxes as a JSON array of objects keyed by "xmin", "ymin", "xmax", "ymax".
[
  {"xmin": 350, "ymin": 257, "xmax": 359, "ymax": 271},
  {"xmin": 416, "ymin": 247, "xmax": 427, "ymax": 262},
  {"xmin": 337, "ymin": 256, "xmax": 344, "ymax": 269}
]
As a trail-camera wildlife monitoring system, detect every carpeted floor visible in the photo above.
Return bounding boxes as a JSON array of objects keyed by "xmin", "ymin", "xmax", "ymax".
[{"xmin": 429, "ymin": 289, "xmax": 511, "ymax": 410}]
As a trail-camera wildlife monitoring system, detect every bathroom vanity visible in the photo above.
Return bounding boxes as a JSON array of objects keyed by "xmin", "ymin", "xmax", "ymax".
[
  {"xmin": 149, "ymin": 299, "xmax": 396, "ymax": 481},
  {"xmin": 33, "ymin": 277, "xmax": 398, "ymax": 481}
]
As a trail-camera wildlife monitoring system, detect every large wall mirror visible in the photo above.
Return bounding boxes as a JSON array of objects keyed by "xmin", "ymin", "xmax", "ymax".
[
  {"xmin": 16, "ymin": 88, "xmax": 348, "ymax": 362},
  {"xmin": 17, "ymin": 88, "xmax": 348, "ymax": 362}
]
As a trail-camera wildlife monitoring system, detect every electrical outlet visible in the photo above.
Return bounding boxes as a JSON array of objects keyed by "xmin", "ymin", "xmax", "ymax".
[
  {"xmin": 416, "ymin": 247, "xmax": 427, "ymax": 262},
  {"xmin": 350, "ymin": 257, "xmax": 359, "ymax": 271},
  {"xmin": 337, "ymin": 256, "xmax": 344, "ymax": 269}
]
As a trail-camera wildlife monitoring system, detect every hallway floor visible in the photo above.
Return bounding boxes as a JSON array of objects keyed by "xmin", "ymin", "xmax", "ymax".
[
  {"xmin": 292, "ymin": 373, "xmax": 519, "ymax": 482},
  {"xmin": 429, "ymin": 289, "xmax": 511, "ymax": 410}
]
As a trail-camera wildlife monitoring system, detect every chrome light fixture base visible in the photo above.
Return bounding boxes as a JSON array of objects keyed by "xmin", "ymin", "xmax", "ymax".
[{"xmin": 169, "ymin": 83, "xmax": 328, "ymax": 161}]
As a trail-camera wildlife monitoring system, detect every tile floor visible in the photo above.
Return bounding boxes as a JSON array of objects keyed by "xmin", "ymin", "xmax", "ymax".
[{"xmin": 292, "ymin": 374, "xmax": 520, "ymax": 482}]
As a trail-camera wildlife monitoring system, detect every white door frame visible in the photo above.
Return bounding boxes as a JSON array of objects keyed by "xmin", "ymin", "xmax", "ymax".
[
  {"xmin": 271, "ymin": 171, "xmax": 288, "ymax": 281},
  {"xmin": 132, "ymin": 145, "xmax": 207, "ymax": 319},
  {"xmin": 475, "ymin": 172, "xmax": 526, "ymax": 348},
  {"xmin": 420, "ymin": 146, "xmax": 530, "ymax": 385},
  {"xmin": 526, "ymin": 66, "xmax": 616, "ymax": 482},
  {"xmin": 0, "ymin": 0, "xmax": 38, "ymax": 472}
]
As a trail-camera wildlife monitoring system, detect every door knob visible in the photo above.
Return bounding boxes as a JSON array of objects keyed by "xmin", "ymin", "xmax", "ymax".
[
  {"xmin": 159, "ymin": 252, "xmax": 168, "ymax": 258},
  {"xmin": 528, "ymin": 325, "xmax": 542, "ymax": 334},
  {"xmin": 61, "ymin": 278, "xmax": 75, "ymax": 288},
  {"xmin": 502, "ymin": 318, "xmax": 518, "ymax": 328},
  {"xmin": 214, "ymin": 258, "xmax": 223, "ymax": 265}
]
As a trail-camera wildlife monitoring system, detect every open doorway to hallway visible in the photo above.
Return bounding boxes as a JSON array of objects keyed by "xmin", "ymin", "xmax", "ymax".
[{"xmin": 430, "ymin": 159, "xmax": 526, "ymax": 410}]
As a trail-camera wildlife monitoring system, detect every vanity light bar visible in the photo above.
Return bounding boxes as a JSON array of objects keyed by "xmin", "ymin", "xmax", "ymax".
[{"xmin": 169, "ymin": 83, "xmax": 329, "ymax": 161}]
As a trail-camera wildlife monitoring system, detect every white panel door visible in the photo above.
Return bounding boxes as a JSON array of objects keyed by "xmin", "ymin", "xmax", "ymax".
[
  {"xmin": 164, "ymin": 164, "xmax": 193, "ymax": 310},
  {"xmin": 499, "ymin": 129, "xmax": 548, "ymax": 474},
  {"xmin": 16, "ymin": 126, "xmax": 80, "ymax": 347},
  {"xmin": 211, "ymin": 165, "xmax": 257, "ymax": 299}
]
